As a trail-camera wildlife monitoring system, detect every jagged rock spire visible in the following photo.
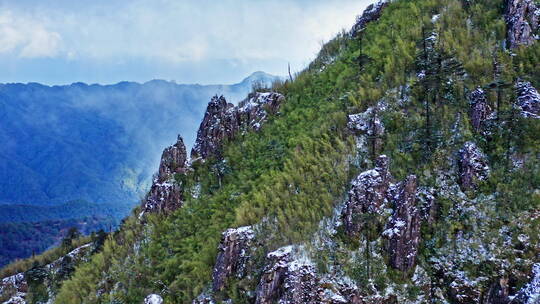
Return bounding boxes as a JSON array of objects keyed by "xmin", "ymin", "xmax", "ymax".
[{"xmin": 141, "ymin": 135, "xmax": 188, "ymax": 216}]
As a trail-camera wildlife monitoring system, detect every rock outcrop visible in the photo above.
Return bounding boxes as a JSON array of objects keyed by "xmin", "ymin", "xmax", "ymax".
[
  {"xmin": 191, "ymin": 95, "xmax": 238, "ymax": 161},
  {"xmin": 0, "ymin": 244, "xmax": 92, "ymax": 304},
  {"xmin": 510, "ymin": 263, "xmax": 540, "ymax": 304},
  {"xmin": 144, "ymin": 294, "xmax": 164, "ymax": 304},
  {"xmin": 458, "ymin": 141, "xmax": 490, "ymax": 191},
  {"xmin": 469, "ymin": 87, "xmax": 493, "ymax": 131},
  {"xmin": 347, "ymin": 106, "xmax": 385, "ymax": 155},
  {"xmin": 255, "ymin": 247, "xmax": 319, "ymax": 304},
  {"xmin": 158, "ymin": 136, "xmax": 188, "ymax": 181},
  {"xmin": 384, "ymin": 175, "xmax": 421, "ymax": 272},
  {"xmin": 350, "ymin": 0, "xmax": 389, "ymax": 36},
  {"xmin": 212, "ymin": 226, "xmax": 255, "ymax": 292},
  {"xmin": 0, "ymin": 273, "xmax": 26, "ymax": 304},
  {"xmin": 515, "ymin": 81, "xmax": 540, "ymax": 118},
  {"xmin": 505, "ymin": 0, "xmax": 539, "ymax": 49},
  {"xmin": 341, "ymin": 155, "xmax": 392, "ymax": 238},
  {"xmin": 191, "ymin": 92, "xmax": 285, "ymax": 161},
  {"xmin": 141, "ymin": 136, "xmax": 187, "ymax": 216}
]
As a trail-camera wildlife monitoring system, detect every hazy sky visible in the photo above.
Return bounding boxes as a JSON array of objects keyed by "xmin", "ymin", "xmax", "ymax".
[{"xmin": 0, "ymin": 0, "xmax": 374, "ymax": 85}]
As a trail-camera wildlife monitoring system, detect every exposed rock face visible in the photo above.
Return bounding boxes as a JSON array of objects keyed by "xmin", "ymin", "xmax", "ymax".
[
  {"xmin": 347, "ymin": 107, "xmax": 385, "ymax": 154},
  {"xmin": 350, "ymin": 0, "xmax": 389, "ymax": 36},
  {"xmin": 341, "ymin": 155, "xmax": 392, "ymax": 238},
  {"xmin": 144, "ymin": 294, "xmax": 164, "ymax": 304},
  {"xmin": 515, "ymin": 81, "xmax": 540, "ymax": 118},
  {"xmin": 384, "ymin": 175, "xmax": 421, "ymax": 272},
  {"xmin": 191, "ymin": 95, "xmax": 237, "ymax": 161},
  {"xmin": 141, "ymin": 136, "xmax": 187, "ymax": 215},
  {"xmin": 469, "ymin": 88, "xmax": 493, "ymax": 131},
  {"xmin": 505, "ymin": 0, "xmax": 539, "ymax": 49},
  {"xmin": 0, "ymin": 244, "xmax": 92, "ymax": 304},
  {"xmin": 191, "ymin": 92, "xmax": 285, "ymax": 161},
  {"xmin": 158, "ymin": 135, "xmax": 187, "ymax": 181},
  {"xmin": 458, "ymin": 141, "xmax": 490, "ymax": 191},
  {"xmin": 510, "ymin": 263, "xmax": 540, "ymax": 304},
  {"xmin": 212, "ymin": 226, "xmax": 255, "ymax": 292},
  {"xmin": 255, "ymin": 247, "xmax": 320, "ymax": 304},
  {"xmin": 237, "ymin": 92, "xmax": 285, "ymax": 133},
  {"xmin": 0, "ymin": 273, "xmax": 27, "ymax": 304}
]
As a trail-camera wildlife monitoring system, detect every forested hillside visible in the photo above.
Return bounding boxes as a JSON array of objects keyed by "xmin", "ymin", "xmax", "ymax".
[{"xmin": 1, "ymin": 0, "xmax": 539, "ymax": 303}]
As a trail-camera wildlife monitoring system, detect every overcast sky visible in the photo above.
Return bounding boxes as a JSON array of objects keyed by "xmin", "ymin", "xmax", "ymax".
[{"xmin": 0, "ymin": 0, "xmax": 374, "ymax": 85}]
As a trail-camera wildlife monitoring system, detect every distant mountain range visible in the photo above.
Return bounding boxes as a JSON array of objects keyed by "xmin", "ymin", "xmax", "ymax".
[
  {"xmin": 0, "ymin": 71, "xmax": 278, "ymax": 210},
  {"xmin": 0, "ymin": 71, "xmax": 279, "ymax": 266}
]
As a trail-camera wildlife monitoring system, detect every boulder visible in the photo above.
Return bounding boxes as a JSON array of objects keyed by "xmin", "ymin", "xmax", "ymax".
[
  {"xmin": 212, "ymin": 226, "xmax": 255, "ymax": 292},
  {"xmin": 458, "ymin": 141, "xmax": 490, "ymax": 191},
  {"xmin": 384, "ymin": 175, "xmax": 421, "ymax": 272},
  {"xmin": 505, "ymin": 0, "xmax": 539, "ymax": 49},
  {"xmin": 341, "ymin": 155, "xmax": 392, "ymax": 238}
]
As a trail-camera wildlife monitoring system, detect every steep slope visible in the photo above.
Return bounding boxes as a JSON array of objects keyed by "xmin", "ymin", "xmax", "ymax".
[{"xmin": 3, "ymin": 0, "xmax": 540, "ymax": 303}]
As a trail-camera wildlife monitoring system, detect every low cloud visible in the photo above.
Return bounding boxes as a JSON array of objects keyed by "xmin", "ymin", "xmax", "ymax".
[{"xmin": 0, "ymin": 11, "xmax": 63, "ymax": 58}]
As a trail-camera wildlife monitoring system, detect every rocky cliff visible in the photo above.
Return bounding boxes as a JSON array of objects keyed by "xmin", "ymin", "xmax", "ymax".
[
  {"xmin": 191, "ymin": 92, "xmax": 285, "ymax": 161},
  {"xmin": 140, "ymin": 136, "xmax": 188, "ymax": 216},
  {"xmin": 505, "ymin": 0, "xmax": 539, "ymax": 48}
]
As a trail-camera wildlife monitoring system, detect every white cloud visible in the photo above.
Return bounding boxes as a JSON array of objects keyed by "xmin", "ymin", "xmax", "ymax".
[
  {"xmin": 0, "ymin": 11, "xmax": 63, "ymax": 58},
  {"xmin": 0, "ymin": 0, "xmax": 375, "ymax": 84}
]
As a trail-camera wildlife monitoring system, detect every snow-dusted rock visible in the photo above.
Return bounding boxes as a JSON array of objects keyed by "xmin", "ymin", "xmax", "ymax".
[
  {"xmin": 212, "ymin": 226, "xmax": 255, "ymax": 292},
  {"xmin": 347, "ymin": 106, "xmax": 385, "ymax": 154},
  {"xmin": 448, "ymin": 276, "xmax": 481, "ymax": 304},
  {"xmin": 0, "ymin": 273, "xmax": 27, "ymax": 304},
  {"xmin": 191, "ymin": 95, "xmax": 238, "ymax": 161},
  {"xmin": 469, "ymin": 87, "xmax": 493, "ymax": 131},
  {"xmin": 510, "ymin": 263, "xmax": 540, "ymax": 304},
  {"xmin": 0, "ymin": 243, "xmax": 92, "ymax": 304},
  {"xmin": 384, "ymin": 175, "xmax": 421, "ymax": 272},
  {"xmin": 191, "ymin": 93, "xmax": 285, "ymax": 161},
  {"xmin": 515, "ymin": 81, "xmax": 540, "ymax": 118},
  {"xmin": 141, "ymin": 136, "xmax": 187, "ymax": 216},
  {"xmin": 505, "ymin": 0, "xmax": 539, "ymax": 48},
  {"xmin": 2, "ymin": 293, "xmax": 26, "ymax": 304},
  {"xmin": 341, "ymin": 155, "xmax": 392, "ymax": 238},
  {"xmin": 255, "ymin": 247, "xmax": 319, "ymax": 304},
  {"xmin": 158, "ymin": 135, "xmax": 187, "ymax": 182},
  {"xmin": 350, "ymin": 0, "xmax": 389, "ymax": 36},
  {"xmin": 237, "ymin": 92, "xmax": 285, "ymax": 132},
  {"xmin": 458, "ymin": 141, "xmax": 490, "ymax": 191},
  {"xmin": 144, "ymin": 294, "xmax": 163, "ymax": 304}
]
